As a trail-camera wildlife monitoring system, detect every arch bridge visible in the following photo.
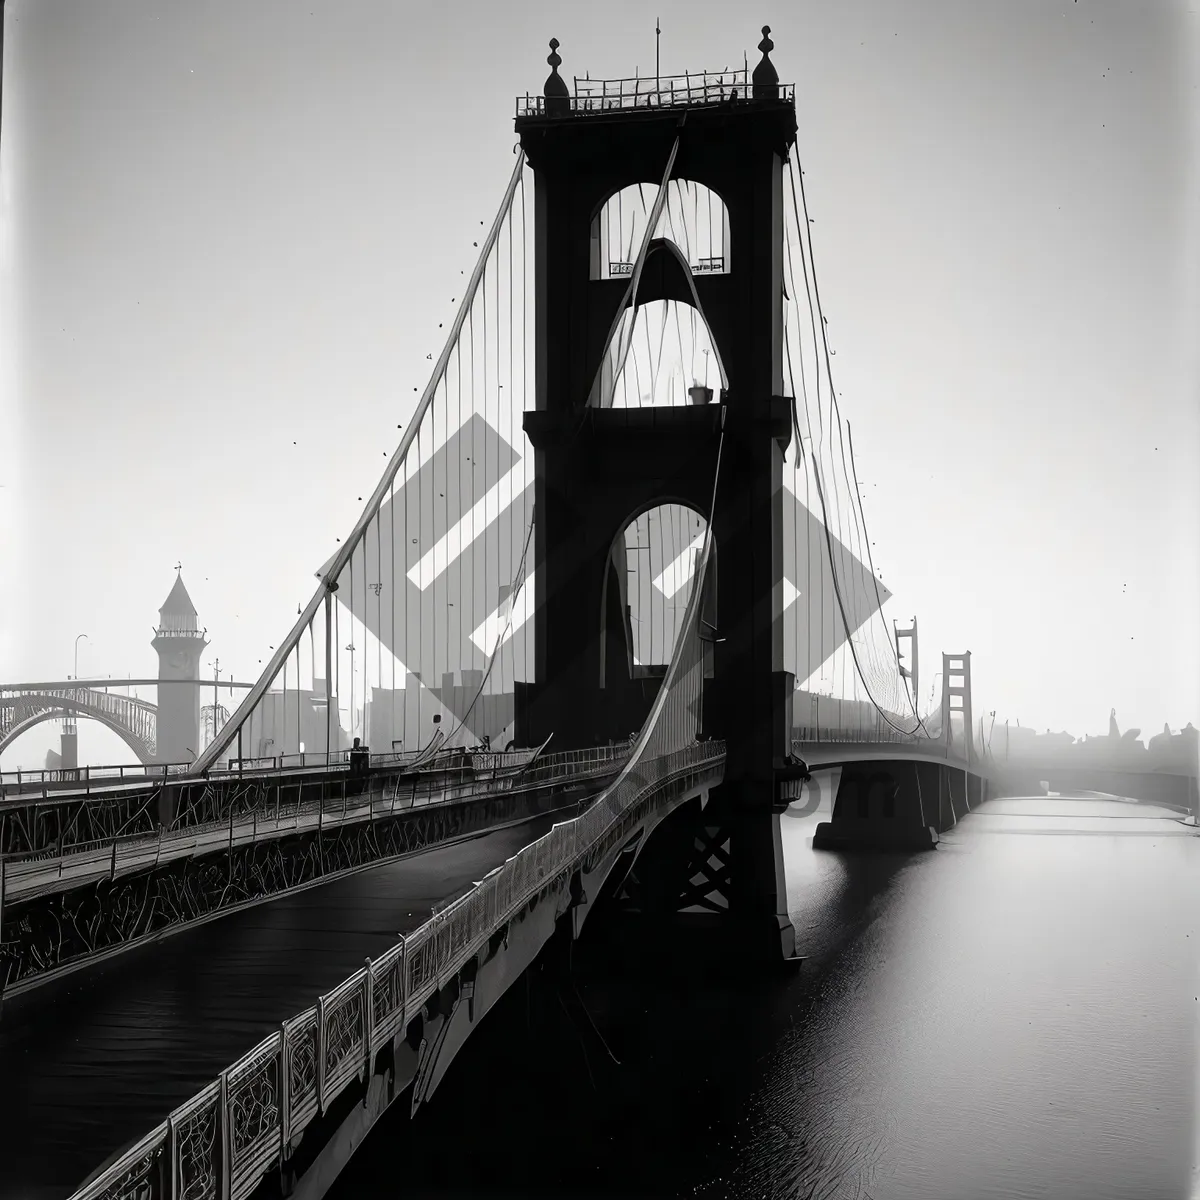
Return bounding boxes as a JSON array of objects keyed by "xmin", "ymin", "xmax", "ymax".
[{"xmin": 0, "ymin": 686, "xmax": 157, "ymax": 764}]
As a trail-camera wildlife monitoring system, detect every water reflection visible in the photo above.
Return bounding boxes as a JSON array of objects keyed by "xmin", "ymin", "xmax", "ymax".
[{"xmin": 754, "ymin": 792, "xmax": 1199, "ymax": 1200}]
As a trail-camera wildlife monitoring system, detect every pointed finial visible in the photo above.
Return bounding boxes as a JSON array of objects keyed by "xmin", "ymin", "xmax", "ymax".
[
  {"xmin": 752, "ymin": 24, "xmax": 779, "ymax": 98},
  {"xmin": 544, "ymin": 37, "xmax": 570, "ymax": 114}
]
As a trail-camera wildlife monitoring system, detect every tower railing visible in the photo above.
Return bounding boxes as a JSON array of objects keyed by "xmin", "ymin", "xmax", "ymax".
[
  {"xmin": 152, "ymin": 623, "xmax": 206, "ymax": 638},
  {"xmin": 517, "ymin": 71, "xmax": 795, "ymax": 118}
]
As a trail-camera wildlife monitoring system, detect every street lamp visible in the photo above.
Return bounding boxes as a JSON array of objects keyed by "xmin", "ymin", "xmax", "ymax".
[
  {"xmin": 62, "ymin": 633, "xmax": 90, "ymax": 747},
  {"xmin": 73, "ymin": 633, "xmax": 89, "ymax": 682}
]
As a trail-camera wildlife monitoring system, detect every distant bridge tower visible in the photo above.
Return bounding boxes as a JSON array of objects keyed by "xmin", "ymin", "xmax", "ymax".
[
  {"xmin": 151, "ymin": 572, "xmax": 208, "ymax": 763},
  {"xmin": 940, "ymin": 651, "xmax": 974, "ymax": 765},
  {"xmin": 894, "ymin": 617, "xmax": 919, "ymax": 711},
  {"xmin": 515, "ymin": 32, "xmax": 799, "ymax": 959}
]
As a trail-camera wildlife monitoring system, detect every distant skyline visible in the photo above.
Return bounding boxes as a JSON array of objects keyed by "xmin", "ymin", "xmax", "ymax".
[{"xmin": 1, "ymin": 0, "xmax": 1198, "ymax": 769}]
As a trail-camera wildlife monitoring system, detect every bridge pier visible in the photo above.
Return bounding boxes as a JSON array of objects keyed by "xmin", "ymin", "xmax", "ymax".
[
  {"xmin": 813, "ymin": 760, "xmax": 943, "ymax": 851},
  {"xmin": 967, "ymin": 771, "xmax": 984, "ymax": 809},
  {"xmin": 158, "ymin": 784, "xmax": 181, "ymax": 828},
  {"xmin": 60, "ymin": 727, "xmax": 78, "ymax": 770},
  {"xmin": 605, "ymin": 787, "xmax": 796, "ymax": 966}
]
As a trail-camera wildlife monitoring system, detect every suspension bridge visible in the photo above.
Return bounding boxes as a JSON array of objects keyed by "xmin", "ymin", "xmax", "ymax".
[{"xmin": 0, "ymin": 31, "xmax": 1192, "ymax": 1200}]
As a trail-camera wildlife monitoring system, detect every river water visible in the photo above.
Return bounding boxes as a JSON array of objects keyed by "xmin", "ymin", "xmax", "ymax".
[{"xmin": 330, "ymin": 788, "xmax": 1200, "ymax": 1200}]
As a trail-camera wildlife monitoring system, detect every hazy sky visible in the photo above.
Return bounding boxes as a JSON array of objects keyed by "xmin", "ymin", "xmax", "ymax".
[{"xmin": 1, "ymin": 0, "xmax": 1197, "ymax": 767}]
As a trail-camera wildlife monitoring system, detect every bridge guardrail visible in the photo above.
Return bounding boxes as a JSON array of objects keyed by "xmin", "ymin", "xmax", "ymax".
[
  {"xmin": 0, "ymin": 737, "xmax": 605, "ymax": 800},
  {"xmin": 0, "ymin": 744, "xmax": 627, "ymax": 855},
  {"xmin": 67, "ymin": 739, "xmax": 724, "ymax": 1200},
  {"xmin": 2, "ymin": 704, "xmax": 928, "ymax": 797},
  {"xmin": 0, "ymin": 746, "xmax": 632, "ymax": 904},
  {"xmin": 792, "ymin": 722, "xmax": 928, "ymax": 746},
  {"xmin": 0, "ymin": 762, "xmax": 193, "ymax": 795},
  {"xmin": 516, "ymin": 70, "xmax": 797, "ymax": 119}
]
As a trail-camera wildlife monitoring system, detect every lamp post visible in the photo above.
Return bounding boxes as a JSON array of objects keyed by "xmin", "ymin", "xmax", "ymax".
[
  {"xmin": 73, "ymin": 633, "xmax": 89, "ymax": 682},
  {"xmin": 345, "ymin": 644, "xmax": 356, "ymax": 739},
  {"xmin": 66, "ymin": 633, "xmax": 90, "ymax": 738},
  {"xmin": 927, "ymin": 670, "xmax": 944, "ymax": 746},
  {"xmin": 58, "ymin": 633, "xmax": 89, "ymax": 769}
]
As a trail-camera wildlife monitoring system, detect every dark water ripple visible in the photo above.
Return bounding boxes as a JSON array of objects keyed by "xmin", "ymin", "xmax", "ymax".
[{"xmin": 330, "ymin": 794, "xmax": 1199, "ymax": 1200}]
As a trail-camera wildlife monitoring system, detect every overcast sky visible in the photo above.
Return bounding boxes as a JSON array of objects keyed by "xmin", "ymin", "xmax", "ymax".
[{"xmin": 1, "ymin": 0, "xmax": 1197, "ymax": 767}]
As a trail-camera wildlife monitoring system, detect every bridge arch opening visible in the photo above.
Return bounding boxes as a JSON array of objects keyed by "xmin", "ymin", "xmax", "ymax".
[
  {"xmin": 599, "ymin": 501, "xmax": 715, "ymax": 701},
  {"xmin": 589, "ymin": 295, "xmax": 726, "ymax": 409},
  {"xmin": 589, "ymin": 179, "xmax": 731, "ymax": 282},
  {"xmin": 0, "ymin": 711, "xmax": 153, "ymax": 770}
]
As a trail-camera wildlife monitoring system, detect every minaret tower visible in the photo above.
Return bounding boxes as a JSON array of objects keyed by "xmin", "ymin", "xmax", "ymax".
[{"xmin": 152, "ymin": 571, "xmax": 208, "ymax": 763}]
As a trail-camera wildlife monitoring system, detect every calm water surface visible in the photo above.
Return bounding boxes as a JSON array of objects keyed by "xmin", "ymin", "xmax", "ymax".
[{"xmin": 330, "ymin": 790, "xmax": 1199, "ymax": 1200}]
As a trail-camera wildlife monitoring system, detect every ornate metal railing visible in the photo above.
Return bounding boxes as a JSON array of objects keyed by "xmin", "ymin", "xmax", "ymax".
[
  {"xmin": 792, "ymin": 721, "xmax": 932, "ymax": 747},
  {"xmin": 0, "ymin": 744, "xmax": 632, "ymax": 902},
  {"xmin": 516, "ymin": 70, "xmax": 795, "ymax": 118},
  {"xmin": 0, "ymin": 761, "xmax": 192, "ymax": 795},
  {"xmin": 1, "ymin": 731, "xmax": 579, "ymax": 800}
]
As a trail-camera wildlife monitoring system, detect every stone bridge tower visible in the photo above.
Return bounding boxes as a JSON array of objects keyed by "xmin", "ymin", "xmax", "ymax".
[
  {"xmin": 151, "ymin": 572, "xmax": 207, "ymax": 763},
  {"xmin": 513, "ymin": 32, "xmax": 802, "ymax": 960}
]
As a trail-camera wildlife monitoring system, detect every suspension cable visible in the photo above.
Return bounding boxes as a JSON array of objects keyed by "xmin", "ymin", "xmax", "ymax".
[
  {"xmin": 193, "ymin": 152, "xmax": 529, "ymax": 774},
  {"xmin": 783, "ymin": 152, "xmax": 919, "ymax": 734}
]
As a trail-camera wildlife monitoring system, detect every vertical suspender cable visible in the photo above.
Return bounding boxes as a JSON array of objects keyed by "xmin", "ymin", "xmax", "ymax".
[{"xmin": 192, "ymin": 151, "xmax": 528, "ymax": 773}]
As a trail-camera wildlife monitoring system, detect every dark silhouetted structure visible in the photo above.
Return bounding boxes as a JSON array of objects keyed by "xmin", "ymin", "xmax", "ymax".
[{"xmin": 512, "ymin": 33, "xmax": 799, "ymax": 959}]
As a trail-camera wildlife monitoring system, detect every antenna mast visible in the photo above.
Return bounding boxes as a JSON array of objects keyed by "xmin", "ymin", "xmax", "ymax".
[{"xmin": 656, "ymin": 18, "xmax": 661, "ymax": 93}]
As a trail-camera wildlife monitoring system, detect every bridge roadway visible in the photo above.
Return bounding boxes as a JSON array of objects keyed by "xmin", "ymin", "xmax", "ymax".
[
  {"xmin": 0, "ymin": 812, "xmax": 564, "ymax": 1200},
  {"xmin": 793, "ymin": 739, "xmax": 1198, "ymax": 815}
]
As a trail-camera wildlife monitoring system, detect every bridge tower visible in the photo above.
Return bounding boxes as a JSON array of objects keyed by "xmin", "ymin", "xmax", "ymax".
[
  {"xmin": 151, "ymin": 572, "xmax": 208, "ymax": 763},
  {"xmin": 894, "ymin": 616, "xmax": 919, "ymax": 711},
  {"xmin": 940, "ymin": 651, "xmax": 974, "ymax": 765},
  {"xmin": 515, "ymin": 33, "xmax": 800, "ymax": 960}
]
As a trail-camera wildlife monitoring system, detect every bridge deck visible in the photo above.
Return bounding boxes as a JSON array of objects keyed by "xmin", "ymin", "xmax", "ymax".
[
  {"xmin": 792, "ymin": 739, "xmax": 974, "ymax": 772},
  {"xmin": 3, "ymin": 769, "xmax": 551, "ymax": 904},
  {"xmin": 0, "ymin": 815, "xmax": 559, "ymax": 1200},
  {"xmin": 3, "ymin": 750, "xmax": 627, "ymax": 909}
]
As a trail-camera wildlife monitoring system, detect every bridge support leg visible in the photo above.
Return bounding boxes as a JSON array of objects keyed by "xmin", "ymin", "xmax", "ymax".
[
  {"xmin": 813, "ymin": 762, "xmax": 940, "ymax": 851},
  {"xmin": 946, "ymin": 768, "xmax": 969, "ymax": 824},
  {"xmin": 616, "ymin": 786, "xmax": 796, "ymax": 967},
  {"xmin": 966, "ymin": 771, "xmax": 982, "ymax": 811},
  {"xmin": 158, "ymin": 785, "xmax": 180, "ymax": 829},
  {"xmin": 704, "ymin": 785, "xmax": 796, "ymax": 963}
]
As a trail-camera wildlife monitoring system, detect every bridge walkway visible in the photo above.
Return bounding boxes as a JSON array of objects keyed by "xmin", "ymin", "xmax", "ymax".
[
  {"xmin": 3, "ymin": 746, "xmax": 627, "ymax": 905},
  {"xmin": 0, "ymin": 814, "xmax": 561, "ymax": 1200}
]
